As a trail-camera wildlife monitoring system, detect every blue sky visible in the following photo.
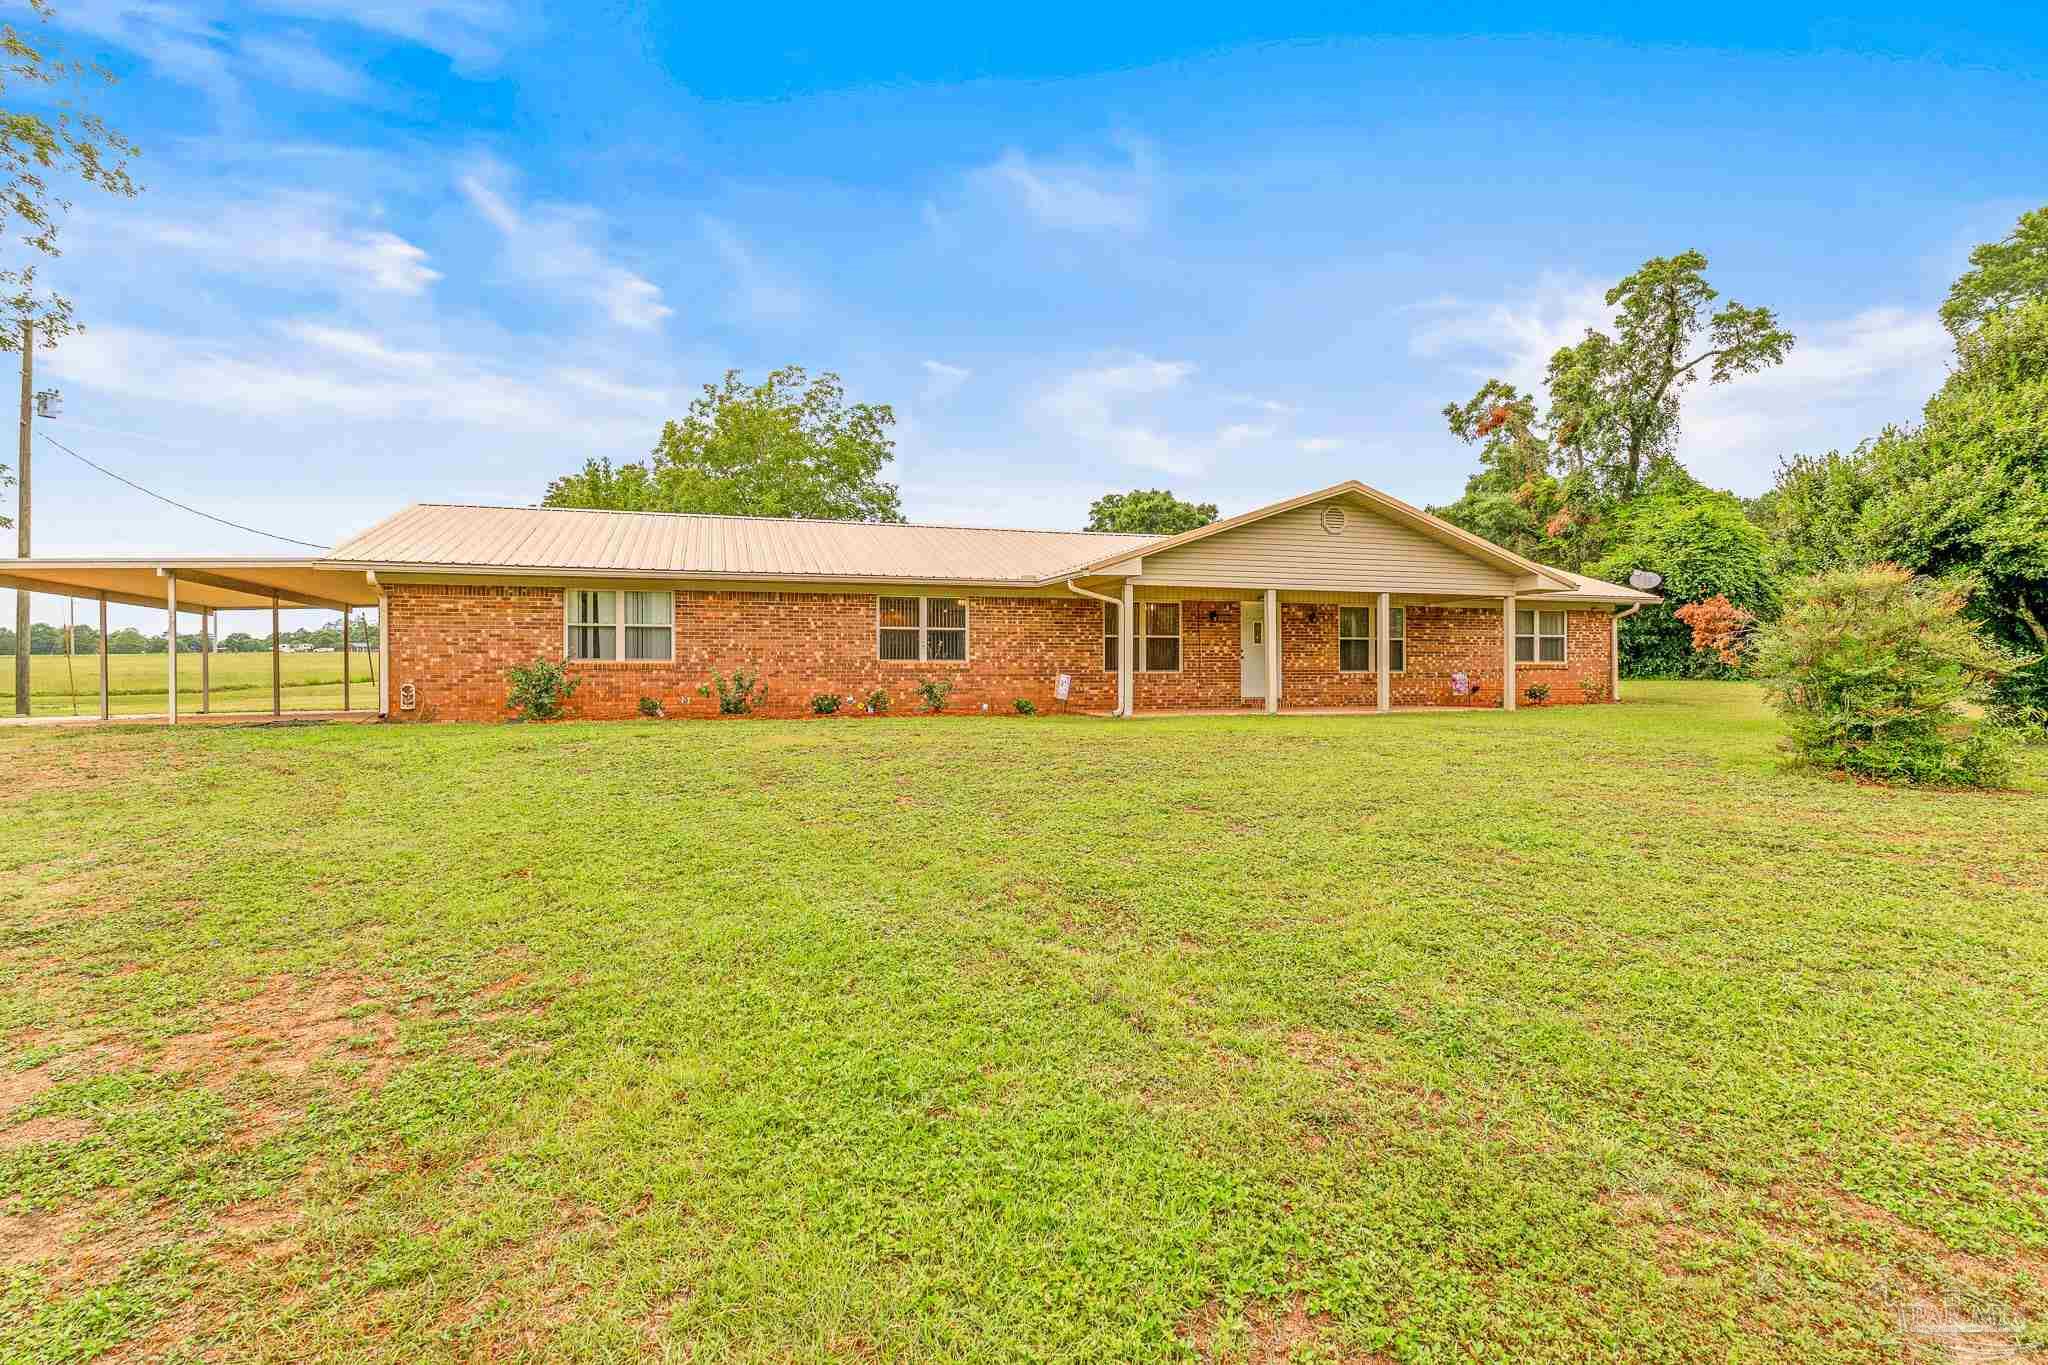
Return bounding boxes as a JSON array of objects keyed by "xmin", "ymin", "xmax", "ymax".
[{"xmin": 12, "ymin": 0, "xmax": 2048, "ymax": 629}]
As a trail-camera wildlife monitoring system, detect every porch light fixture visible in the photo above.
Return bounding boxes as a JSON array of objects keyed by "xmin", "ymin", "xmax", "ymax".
[{"xmin": 1207, "ymin": 609, "xmax": 1218, "ymax": 621}]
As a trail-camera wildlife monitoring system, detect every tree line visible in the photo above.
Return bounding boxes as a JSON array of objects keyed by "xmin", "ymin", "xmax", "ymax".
[{"xmin": 1, "ymin": 615, "xmax": 377, "ymax": 656}]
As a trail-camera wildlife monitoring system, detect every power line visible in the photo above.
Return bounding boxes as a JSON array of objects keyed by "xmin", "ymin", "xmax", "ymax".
[{"xmin": 35, "ymin": 431, "xmax": 331, "ymax": 550}]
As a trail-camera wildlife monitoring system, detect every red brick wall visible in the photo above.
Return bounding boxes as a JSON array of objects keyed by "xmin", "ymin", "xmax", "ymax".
[{"xmin": 384, "ymin": 584, "xmax": 1615, "ymax": 722}]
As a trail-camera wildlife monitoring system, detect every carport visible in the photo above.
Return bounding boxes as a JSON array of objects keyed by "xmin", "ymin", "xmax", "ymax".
[{"xmin": 0, "ymin": 559, "xmax": 385, "ymax": 723}]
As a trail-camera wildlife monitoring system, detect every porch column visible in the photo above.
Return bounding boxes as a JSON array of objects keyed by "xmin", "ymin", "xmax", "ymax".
[
  {"xmin": 200, "ymin": 609, "xmax": 211, "ymax": 714},
  {"xmin": 1118, "ymin": 581, "xmax": 1136, "ymax": 717},
  {"xmin": 342, "ymin": 606, "xmax": 351, "ymax": 712},
  {"xmin": 165, "ymin": 571, "xmax": 178, "ymax": 727},
  {"xmin": 1375, "ymin": 591, "xmax": 1391, "ymax": 713},
  {"xmin": 97, "ymin": 592, "xmax": 108, "ymax": 721},
  {"xmin": 1263, "ymin": 587, "xmax": 1280, "ymax": 715},
  {"xmin": 271, "ymin": 593, "xmax": 282, "ymax": 717},
  {"xmin": 377, "ymin": 592, "xmax": 390, "ymax": 717},
  {"xmin": 1611, "ymin": 610, "xmax": 1621, "ymax": 703},
  {"xmin": 1502, "ymin": 594, "xmax": 1517, "ymax": 712}
]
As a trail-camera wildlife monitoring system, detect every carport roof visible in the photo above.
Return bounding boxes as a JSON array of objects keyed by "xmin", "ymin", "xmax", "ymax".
[{"xmin": 0, "ymin": 559, "xmax": 380, "ymax": 611}]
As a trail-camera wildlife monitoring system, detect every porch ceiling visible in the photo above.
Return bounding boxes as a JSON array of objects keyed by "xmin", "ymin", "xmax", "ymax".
[{"xmin": 0, "ymin": 559, "xmax": 381, "ymax": 611}]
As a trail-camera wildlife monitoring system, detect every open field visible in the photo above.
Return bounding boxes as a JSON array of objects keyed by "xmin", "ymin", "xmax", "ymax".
[
  {"xmin": 3, "ymin": 682, "xmax": 2045, "ymax": 1362},
  {"xmin": 0, "ymin": 652, "xmax": 376, "ymax": 717}
]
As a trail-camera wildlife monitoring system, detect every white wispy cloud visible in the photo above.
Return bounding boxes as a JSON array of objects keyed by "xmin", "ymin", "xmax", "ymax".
[
  {"xmin": 920, "ymin": 359, "xmax": 971, "ymax": 404},
  {"xmin": 460, "ymin": 161, "xmax": 673, "ymax": 330},
  {"xmin": 238, "ymin": 30, "xmax": 373, "ymax": 100},
  {"xmin": 105, "ymin": 192, "xmax": 439, "ymax": 295},
  {"xmin": 1298, "ymin": 437, "xmax": 1348, "ymax": 453},
  {"xmin": 701, "ymin": 217, "xmax": 805, "ymax": 324},
  {"xmin": 1408, "ymin": 272, "xmax": 1609, "ymax": 394},
  {"xmin": 1037, "ymin": 354, "xmax": 1294, "ymax": 477},
  {"xmin": 256, "ymin": 0, "xmax": 516, "ymax": 70},
  {"xmin": 973, "ymin": 135, "xmax": 1158, "ymax": 234}
]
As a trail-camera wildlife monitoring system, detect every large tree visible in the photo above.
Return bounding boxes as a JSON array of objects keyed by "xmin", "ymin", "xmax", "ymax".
[
  {"xmin": 544, "ymin": 367, "xmax": 904, "ymax": 523},
  {"xmin": 1940, "ymin": 205, "xmax": 2048, "ymax": 338},
  {"xmin": 0, "ymin": 1, "xmax": 139, "ymax": 521},
  {"xmin": 1084, "ymin": 488, "xmax": 1218, "ymax": 536},
  {"xmin": 1435, "ymin": 251, "xmax": 1793, "ymax": 570}
]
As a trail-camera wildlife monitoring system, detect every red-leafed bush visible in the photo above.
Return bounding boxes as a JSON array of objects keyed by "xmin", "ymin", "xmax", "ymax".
[{"xmin": 1673, "ymin": 594, "xmax": 1757, "ymax": 668}]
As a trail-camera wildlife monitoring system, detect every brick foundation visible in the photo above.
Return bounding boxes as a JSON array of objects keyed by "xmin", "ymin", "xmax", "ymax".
[{"xmin": 383, "ymin": 584, "xmax": 1616, "ymax": 722}]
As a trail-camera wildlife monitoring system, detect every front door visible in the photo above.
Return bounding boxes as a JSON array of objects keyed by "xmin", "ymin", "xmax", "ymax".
[{"xmin": 1241, "ymin": 601, "xmax": 1266, "ymax": 699}]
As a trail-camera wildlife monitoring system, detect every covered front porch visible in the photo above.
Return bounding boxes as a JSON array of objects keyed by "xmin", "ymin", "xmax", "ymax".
[{"xmin": 1072, "ymin": 582, "xmax": 1622, "ymax": 717}]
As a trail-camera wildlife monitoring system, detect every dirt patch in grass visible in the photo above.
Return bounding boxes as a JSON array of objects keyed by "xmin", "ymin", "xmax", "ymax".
[
  {"xmin": 0, "ymin": 1114, "xmax": 97, "ymax": 1147},
  {"xmin": 1178, "ymin": 1292, "xmax": 1392, "ymax": 1364},
  {"xmin": 112, "ymin": 972, "xmax": 402, "ymax": 1091}
]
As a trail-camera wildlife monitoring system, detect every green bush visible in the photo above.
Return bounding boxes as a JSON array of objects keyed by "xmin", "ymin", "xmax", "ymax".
[
  {"xmin": 697, "ymin": 670, "xmax": 764, "ymax": 715},
  {"xmin": 505, "ymin": 657, "xmax": 580, "ymax": 721},
  {"xmin": 637, "ymin": 695, "xmax": 665, "ymax": 719},
  {"xmin": 1523, "ymin": 682, "xmax": 1551, "ymax": 704},
  {"xmin": 1754, "ymin": 563, "xmax": 2029, "ymax": 787},
  {"xmin": 915, "ymin": 678, "xmax": 954, "ymax": 713},
  {"xmin": 864, "ymin": 688, "xmax": 890, "ymax": 715},
  {"xmin": 1590, "ymin": 485, "xmax": 1777, "ymax": 679},
  {"xmin": 1013, "ymin": 698, "xmax": 1037, "ymax": 715},
  {"xmin": 809, "ymin": 693, "xmax": 841, "ymax": 715}
]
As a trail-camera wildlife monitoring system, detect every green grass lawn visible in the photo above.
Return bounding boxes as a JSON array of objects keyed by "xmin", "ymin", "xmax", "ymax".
[
  {"xmin": 0, "ymin": 651, "xmax": 376, "ymax": 717},
  {"xmin": 3, "ymin": 682, "xmax": 2045, "ymax": 1363}
]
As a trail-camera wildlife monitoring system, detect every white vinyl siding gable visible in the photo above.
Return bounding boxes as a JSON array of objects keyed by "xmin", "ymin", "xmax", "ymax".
[{"xmin": 1134, "ymin": 496, "xmax": 1517, "ymax": 594}]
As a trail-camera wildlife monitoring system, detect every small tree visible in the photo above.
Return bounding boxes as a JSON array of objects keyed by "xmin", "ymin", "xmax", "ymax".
[
  {"xmin": 1754, "ymin": 564, "xmax": 2028, "ymax": 786},
  {"xmin": 1672, "ymin": 594, "xmax": 1757, "ymax": 668}
]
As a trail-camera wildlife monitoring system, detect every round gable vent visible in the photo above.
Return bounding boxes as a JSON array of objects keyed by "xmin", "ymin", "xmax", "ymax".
[{"xmin": 1319, "ymin": 504, "xmax": 1347, "ymax": 535}]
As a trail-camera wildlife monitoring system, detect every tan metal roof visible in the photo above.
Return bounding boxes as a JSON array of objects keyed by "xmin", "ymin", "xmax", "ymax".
[
  {"xmin": 324, "ymin": 503, "xmax": 1161, "ymax": 585},
  {"xmin": 1522, "ymin": 566, "xmax": 1662, "ymax": 604}
]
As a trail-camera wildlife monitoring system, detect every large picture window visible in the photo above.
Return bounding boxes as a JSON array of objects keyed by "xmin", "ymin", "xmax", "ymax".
[
  {"xmin": 1141, "ymin": 602, "xmax": 1180, "ymax": 673},
  {"xmin": 878, "ymin": 596, "xmax": 970, "ymax": 662},
  {"xmin": 567, "ymin": 589, "xmax": 674, "ymax": 662},
  {"xmin": 1516, "ymin": 608, "xmax": 1567, "ymax": 663}
]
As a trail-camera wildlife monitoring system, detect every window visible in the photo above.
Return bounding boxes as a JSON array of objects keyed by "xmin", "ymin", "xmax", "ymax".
[
  {"xmin": 878, "ymin": 596, "xmax": 969, "ymax": 662},
  {"xmin": 1516, "ymin": 608, "xmax": 1567, "ymax": 663},
  {"xmin": 1339, "ymin": 606, "xmax": 1371, "ymax": 672},
  {"xmin": 1141, "ymin": 602, "xmax": 1181, "ymax": 672},
  {"xmin": 1103, "ymin": 603, "xmax": 1118, "ymax": 672},
  {"xmin": 567, "ymin": 589, "xmax": 673, "ymax": 662},
  {"xmin": 1337, "ymin": 605, "xmax": 1406, "ymax": 673}
]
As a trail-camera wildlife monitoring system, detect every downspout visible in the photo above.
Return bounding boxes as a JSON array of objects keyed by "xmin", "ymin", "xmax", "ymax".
[
  {"xmin": 1611, "ymin": 602, "xmax": 1642, "ymax": 702},
  {"xmin": 1065, "ymin": 579, "xmax": 1124, "ymax": 716}
]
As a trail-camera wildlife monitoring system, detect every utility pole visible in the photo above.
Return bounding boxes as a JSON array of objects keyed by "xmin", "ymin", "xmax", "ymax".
[{"xmin": 14, "ymin": 318, "xmax": 30, "ymax": 716}]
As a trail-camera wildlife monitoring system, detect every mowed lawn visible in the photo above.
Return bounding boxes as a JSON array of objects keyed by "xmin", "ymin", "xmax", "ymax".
[
  {"xmin": 0, "ymin": 652, "xmax": 377, "ymax": 718},
  {"xmin": 3, "ymin": 684, "xmax": 2046, "ymax": 1363}
]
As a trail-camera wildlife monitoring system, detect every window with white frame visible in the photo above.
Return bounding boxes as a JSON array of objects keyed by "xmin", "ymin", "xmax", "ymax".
[
  {"xmin": 1339, "ymin": 606, "xmax": 1371, "ymax": 672},
  {"xmin": 1141, "ymin": 602, "xmax": 1181, "ymax": 672},
  {"xmin": 878, "ymin": 595, "xmax": 969, "ymax": 662},
  {"xmin": 1102, "ymin": 602, "xmax": 1119, "ymax": 672},
  {"xmin": 567, "ymin": 589, "xmax": 674, "ymax": 662},
  {"xmin": 1516, "ymin": 608, "xmax": 1567, "ymax": 663},
  {"xmin": 1337, "ymin": 605, "xmax": 1407, "ymax": 673}
]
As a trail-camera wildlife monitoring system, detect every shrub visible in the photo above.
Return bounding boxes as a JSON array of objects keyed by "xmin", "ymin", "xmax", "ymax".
[
  {"xmin": 809, "ymin": 692, "xmax": 841, "ymax": 715},
  {"xmin": 637, "ymin": 695, "xmax": 665, "ymax": 719},
  {"xmin": 1523, "ymin": 682, "xmax": 1551, "ymax": 704},
  {"xmin": 864, "ymin": 688, "xmax": 890, "ymax": 715},
  {"xmin": 696, "ymin": 670, "xmax": 764, "ymax": 715},
  {"xmin": 1754, "ymin": 563, "xmax": 2030, "ymax": 787},
  {"xmin": 1672, "ymin": 594, "xmax": 1757, "ymax": 668},
  {"xmin": 1013, "ymin": 698, "xmax": 1037, "ymax": 716},
  {"xmin": 505, "ymin": 657, "xmax": 580, "ymax": 721},
  {"xmin": 1590, "ymin": 486, "xmax": 1777, "ymax": 678},
  {"xmin": 915, "ymin": 678, "xmax": 954, "ymax": 713}
]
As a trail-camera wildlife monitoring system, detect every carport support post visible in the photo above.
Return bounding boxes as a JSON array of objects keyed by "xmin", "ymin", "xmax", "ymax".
[
  {"xmin": 200, "ymin": 609, "xmax": 211, "ymax": 714},
  {"xmin": 271, "ymin": 593, "xmax": 282, "ymax": 717},
  {"xmin": 165, "ymin": 571, "xmax": 178, "ymax": 727},
  {"xmin": 1118, "ymin": 581, "xmax": 1135, "ymax": 717},
  {"xmin": 1376, "ymin": 591, "xmax": 1391, "ymax": 713},
  {"xmin": 1502, "ymin": 594, "xmax": 1517, "ymax": 712},
  {"xmin": 96, "ymin": 592, "xmax": 107, "ymax": 721},
  {"xmin": 341, "ymin": 606, "xmax": 351, "ymax": 711},
  {"xmin": 1263, "ymin": 587, "xmax": 1280, "ymax": 715}
]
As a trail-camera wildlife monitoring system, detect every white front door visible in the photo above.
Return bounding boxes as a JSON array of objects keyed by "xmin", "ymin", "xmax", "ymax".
[{"xmin": 1241, "ymin": 601, "xmax": 1266, "ymax": 699}]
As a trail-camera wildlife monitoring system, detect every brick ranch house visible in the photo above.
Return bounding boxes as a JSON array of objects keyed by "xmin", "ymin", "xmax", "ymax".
[{"xmin": 2, "ymin": 481, "xmax": 1658, "ymax": 723}]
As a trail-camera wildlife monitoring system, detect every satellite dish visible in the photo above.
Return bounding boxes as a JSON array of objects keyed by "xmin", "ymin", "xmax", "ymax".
[{"xmin": 1627, "ymin": 569, "xmax": 1664, "ymax": 592}]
